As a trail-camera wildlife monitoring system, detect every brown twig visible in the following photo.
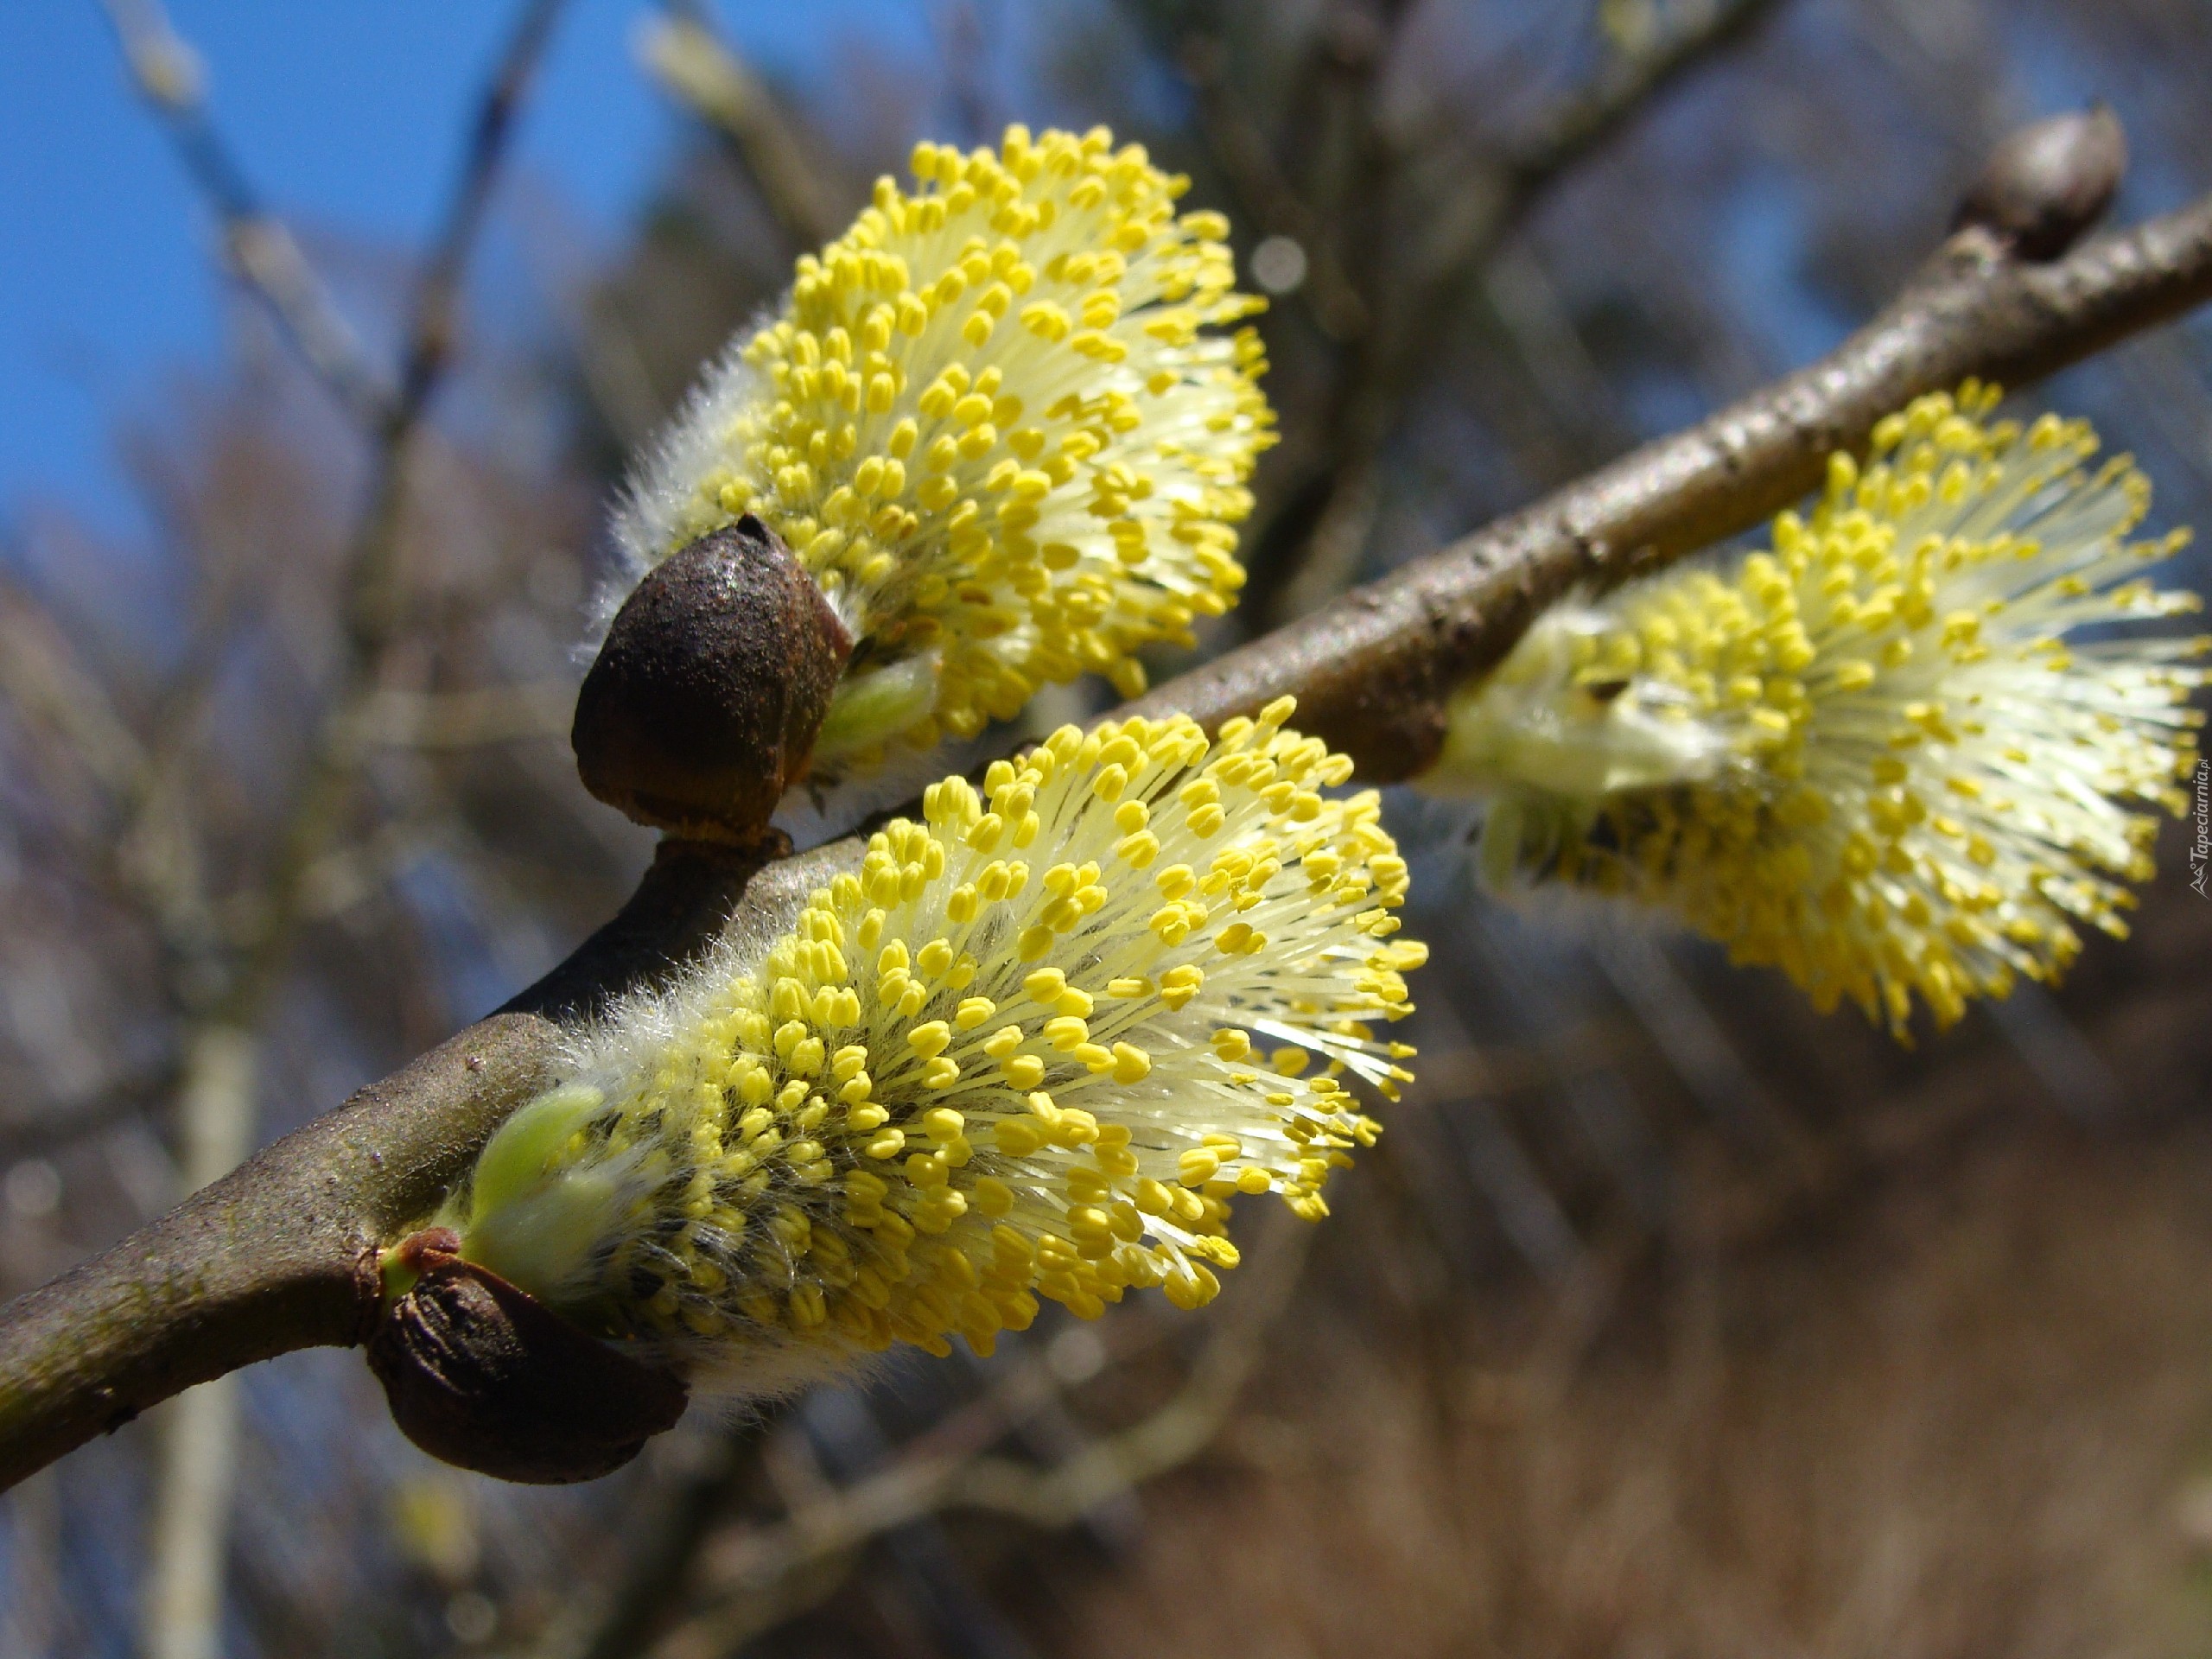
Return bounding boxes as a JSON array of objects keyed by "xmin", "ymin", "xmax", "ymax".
[{"xmin": 0, "ymin": 153, "xmax": 2208, "ymax": 1495}]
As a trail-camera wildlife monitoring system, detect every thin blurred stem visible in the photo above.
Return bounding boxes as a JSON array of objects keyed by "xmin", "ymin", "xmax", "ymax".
[
  {"xmin": 142, "ymin": 1377, "xmax": 241, "ymax": 1659},
  {"xmin": 97, "ymin": 0, "xmax": 393, "ymax": 426},
  {"xmin": 639, "ymin": 3, "xmax": 838, "ymax": 251},
  {"xmin": 140, "ymin": 1033, "xmax": 255, "ymax": 1659}
]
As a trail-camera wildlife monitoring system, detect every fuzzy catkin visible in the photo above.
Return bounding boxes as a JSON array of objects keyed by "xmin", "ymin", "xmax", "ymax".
[
  {"xmin": 443, "ymin": 702, "xmax": 1421, "ymax": 1394},
  {"xmin": 1421, "ymin": 385, "xmax": 2208, "ymax": 1037},
  {"xmin": 607, "ymin": 124, "xmax": 1275, "ymax": 771}
]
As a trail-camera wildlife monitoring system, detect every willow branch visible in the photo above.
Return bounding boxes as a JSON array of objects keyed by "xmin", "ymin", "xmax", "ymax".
[
  {"xmin": 0, "ymin": 835, "xmax": 809, "ymax": 1491},
  {"xmin": 1141, "ymin": 197, "xmax": 2212, "ymax": 777},
  {"xmin": 0, "ymin": 171, "xmax": 2208, "ymax": 1495}
]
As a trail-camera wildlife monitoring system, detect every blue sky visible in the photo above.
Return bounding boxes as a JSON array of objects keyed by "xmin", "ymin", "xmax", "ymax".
[{"xmin": 0, "ymin": 2, "xmax": 925, "ymax": 538}]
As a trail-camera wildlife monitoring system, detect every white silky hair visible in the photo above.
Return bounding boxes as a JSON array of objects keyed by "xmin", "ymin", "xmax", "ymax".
[
  {"xmin": 1388, "ymin": 784, "xmax": 1683, "ymax": 948},
  {"xmin": 556, "ymin": 844, "xmax": 820, "ymax": 1090},
  {"xmin": 584, "ymin": 314, "xmax": 783, "ymax": 646},
  {"xmin": 1427, "ymin": 601, "xmax": 1741, "ymax": 804},
  {"xmin": 455, "ymin": 849, "xmax": 893, "ymax": 1400},
  {"xmin": 1413, "ymin": 597, "xmax": 1751, "ymax": 892}
]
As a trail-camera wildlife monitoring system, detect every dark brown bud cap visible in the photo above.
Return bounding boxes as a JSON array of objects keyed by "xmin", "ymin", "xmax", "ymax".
[
  {"xmin": 573, "ymin": 517, "xmax": 853, "ymax": 841},
  {"xmin": 1955, "ymin": 106, "xmax": 2126, "ymax": 262},
  {"xmin": 367, "ymin": 1230, "xmax": 689, "ymax": 1484}
]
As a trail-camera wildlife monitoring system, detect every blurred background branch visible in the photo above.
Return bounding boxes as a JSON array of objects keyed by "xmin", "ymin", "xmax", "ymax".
[
  {"xmin": 90, "ymin": 4, "xmax": 571, "ymax": 1657},
  {"xmin": 98, "ymin": 0, "xmax": 393, "ymax": 426},
  {"xmin": 1236, "ymin": 0, "xmax": 1790, "ymax": 626},
  {"xmin": 637, "ymin": 0, "xmax": 839, "ymax": 252}
]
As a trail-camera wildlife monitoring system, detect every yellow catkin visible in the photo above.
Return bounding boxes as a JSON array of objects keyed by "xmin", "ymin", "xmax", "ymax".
[
  {"xmin": 613, "ymin": 124, "xmax": 1274, "ymax": 768},
  {"xmin": 446, "ymin": 704, "xmax": 1419, "ymax": 1384},
  {"xmin": 1423, "ymin": 384, "xmax": 2208, "ymax": 1039}
]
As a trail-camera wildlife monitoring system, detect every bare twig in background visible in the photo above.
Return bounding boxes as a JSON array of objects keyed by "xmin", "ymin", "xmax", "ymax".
[
  {"xmin": 638, "ymin": 3, "xmax": 839, "ymax": 252},
  {"xmin": 1166, "ymin": 30, "xmax": 1372, "ymax": 342},
  {"xmin": 0, "ymin": 577, "xmax": 149, "ymax": 798},
  {"xmin": 215, "ymin": 0, "xmax": 568, "ymax": 1028},
  {"xmin": 100, "ymin": 5, "xmax": 573, "ymax": 1655},
  {"xmin": 535, "ymin": 1428, "xmax": 756, "ymax": 1659},
  {"xmin": 646, "ymin": 1224, "xmax": 1313, "ymax": 1659},
  {"xmin": 546, "ymin": 1307, "xmax": 1166, "ymax": 1658},
  {"xmin": 0, "ymin": 136, "xmax": 2207, "ymax": 1494},
  {"xmin": 1266, "ymin": 0, "xmax": 1790, "ymax": 623},
  {"xmin": 98, "ymin": 0, "xmax": 392, "ymax": 426},
  {"xmin": 1472, "ymin": 0, "xmax": 1789, "ymax": 252}
]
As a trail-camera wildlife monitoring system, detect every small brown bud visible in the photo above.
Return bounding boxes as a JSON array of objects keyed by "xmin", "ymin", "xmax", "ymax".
[
  {"xmin": 573, "ymin": 517, "xmax": 853, "ymax": 841},
  {"xmin": 367, "ymin": 1230, "xmax": 689, "ymax": 1484},
  {"xmin": 1954, "ymin": 106, "xmax": 2126, "ymax": 262}
]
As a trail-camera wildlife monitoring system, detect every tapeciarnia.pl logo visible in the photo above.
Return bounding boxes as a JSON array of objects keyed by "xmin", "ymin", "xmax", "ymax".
[{"xmin": 2193, "ymin": 759, "xmax": 2209, "ymax": 899}]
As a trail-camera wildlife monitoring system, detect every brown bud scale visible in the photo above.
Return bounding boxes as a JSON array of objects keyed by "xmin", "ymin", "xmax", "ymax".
[
  {"xmin": 572, "ymin": 516, "xmax": 853, "ymax": 841},
  {"xmin": 367, "ymin": 1230, "xmax": 689, "ymax": 1484},
  {"xmin": 1954, "ymin": 106, "xmax": 2127, "ymax": 263}
]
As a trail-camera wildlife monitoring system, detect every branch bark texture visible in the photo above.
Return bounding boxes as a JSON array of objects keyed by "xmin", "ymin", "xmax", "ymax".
[
  {"xmin": 0, "ymin": 836, "xmax": 807, "ymax": 1491},
  {"xmin": 2, "ymin": 181, "xmax": 2209, "ymax": 1493}
]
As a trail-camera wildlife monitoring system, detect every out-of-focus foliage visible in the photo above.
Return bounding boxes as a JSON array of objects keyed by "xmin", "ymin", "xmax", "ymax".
[{"xmin": 4, "ymin": 3, "xmax": 2212, "ymax": 1656}]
